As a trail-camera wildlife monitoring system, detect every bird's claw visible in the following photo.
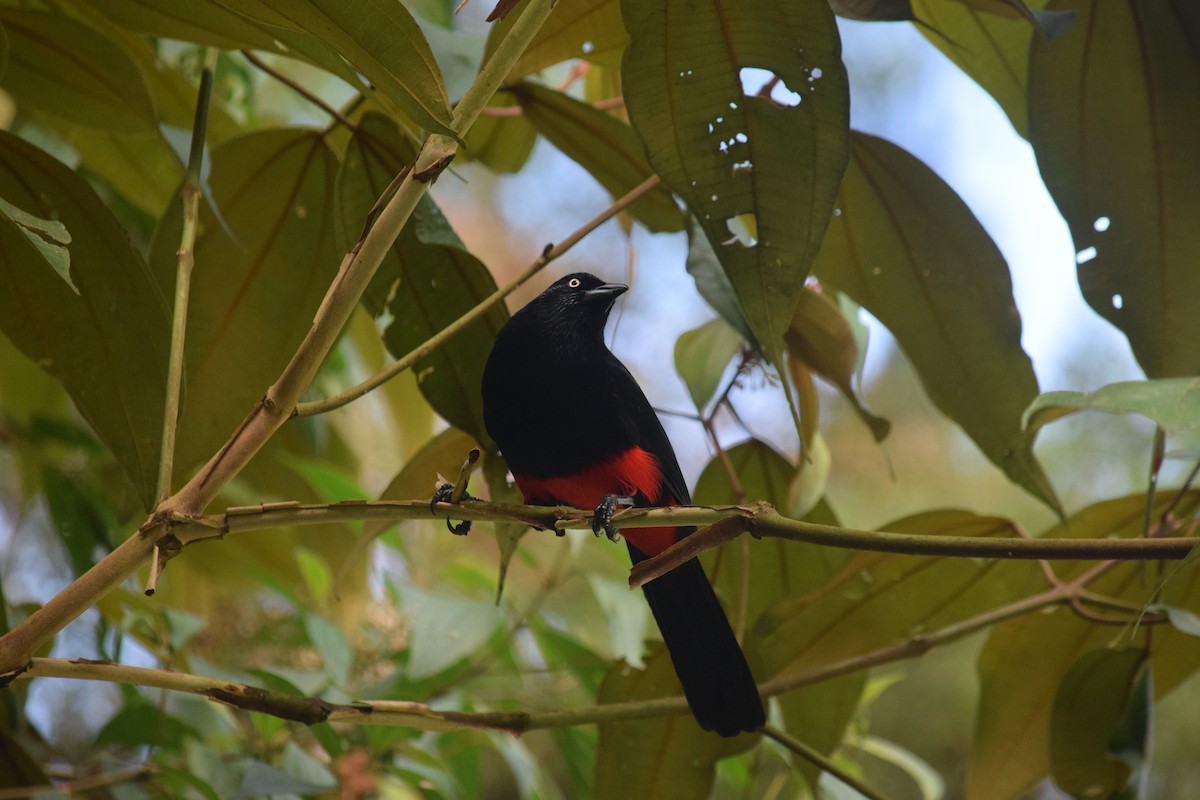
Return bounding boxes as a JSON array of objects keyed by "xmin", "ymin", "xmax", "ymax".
[
  {"xmin": 431, "ymin": 480, "xmax": 472, "ymax": 536},
  {"xmin": 593, "ymin": 494, "xmax": 634, "ymax": 543}
]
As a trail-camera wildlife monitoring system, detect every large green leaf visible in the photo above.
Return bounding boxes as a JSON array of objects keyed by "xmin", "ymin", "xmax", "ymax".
[
  {"xmin": 0, "ymin": 8, "xmax": 157, "ymax": 132},
  {"xmin": 149, "ymin": 128, "xmax": 339, "ymax": 479},
  {"xmin": 219, "ymin": 0, "xmax": 453, "ymax": 135},
  {"xmin": 337, "ymin": 113, "xmax": 507, "ymax": 444},
  {"xmin": 913, "ymin": 0, "xmax": 1046, "ymax": 136},
  {"xmin": 0, "ymin": 131, "xmax": 170, "ymax": 508},
  {"xmin": 813, "ymin": 132, "xmax": 1058, "ymax": 513},
  {"xmin": 1029, "ymin": 0, "xmax": 1200, "ymax": 377},
  {"xmin": 831, "ymin": 0, "xmax": 914, "ymax": 20},
  {"xmin": 621, "ymin": 0, "xmax": 849, "ymax": 423},
  {"xmin": 461, "ymin": 93, "xmax": 538, "ymax": 173},
  {"xmin": 967, "ymin": 492, "xmax": 1200, "ymax": 800},
  {"xmin": 674, "ymin": 317, "xmax": 744, "ymax": 413},
  {"xmin": 484, "ymin": 0, "xmax": 626, "ymax": 80},
  {"xmin": 511, "ymin": 82, "xmax": 683, "ymax": 233},
  {"xmin": 594, "ymin": 643, "xmax": 756, "ymax": 800}
]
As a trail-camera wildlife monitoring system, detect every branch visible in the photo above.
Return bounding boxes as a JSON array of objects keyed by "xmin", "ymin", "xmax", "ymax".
[
  {"xmin": 763, "ymin": 726, "xmax": 887, "ymax": 800},
  {"xmin": 294, "ymin": 173, "xmax": 663, "ymax": 416},
  {"xmin": 0, "ymin": 0, "xmax": 557, "ymax": 677}
]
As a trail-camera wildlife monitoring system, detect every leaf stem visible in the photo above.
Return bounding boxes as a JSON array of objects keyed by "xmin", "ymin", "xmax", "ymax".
[{"xmin": 241, "ymin": 50, "xmax": 356, "ymax": 130}]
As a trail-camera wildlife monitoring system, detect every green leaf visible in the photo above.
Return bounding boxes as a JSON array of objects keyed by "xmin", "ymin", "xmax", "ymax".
[
  {"xmin": 304, "ymin": 613, "xmax": 352, "ymax": 687},
  {"xmin": 220, "ymin": 0, "xmax": 453, "ymax": 135},
  {"xmin": 372, "ymin": 427, "xmax": 478, "ymax": 529},
  {"xmin": 594, "ymin": 643, "xmax": 757, "ymax": 800},
  {"xmin": 149, "ymin": 128, "xmax": 340, "ymax": 479},
  {"xmin": 621, "ymin": 0, "xmax": 849, "ymax": 433},
  {"xmin": 399, "ymin": 585, "xmax": 502, "ymax": 680},
  {"xmin": 41, "ymin": 466, "xmax": 112, "ymax": 576},
  {"xmin": 511, "ymin": 82, "xmax": 684, "ymax": 233},
  {"xmin": 913, "ymin": 0, "xmax": 1041, "ymax": 136},
  {"xmin": 0, "ymin": 195, "xmax": 74, "ymax": 293},
  {"xmin": 1024, "ymin": 378, "xmax": 1200, "ymax": 438},
  {"xmin": 91, "ymin": 0, "xmax": 366, "ymax": 88},
  {"xmin": 484, "ymin": 0, "xmax": 627, "ymax": 80},
  {"xmin": 1049, "ymin": 647, "xmax": 1146, "ymax": 799},
  {"xmin": 0, "ymin": 131, "xmax": 170, "ymax": 508},
  {"xmin": 1029, "ymin": 1, "xmax": 1200, "ymax": 377},
  {"xmin": 786, "ymin": 286, "xmax": 890, "ymax": 442},
  {"xmin": 813, "ymin": 131, "xmax": 1059, "ymax": 514},
  {"xmin": 338, "ymin": 113, "xmax": 508, "ymax": 443},
  {"xmin": 461, "ymin": 93, "xmax": 538, "ymax": 173},
  {"xmin": 674, "ymin": 317, "xmax": 743, "ymax": 413},
  {"xmin": 0, "ymin": 8, "xmax": 157, "ymax": 132}
]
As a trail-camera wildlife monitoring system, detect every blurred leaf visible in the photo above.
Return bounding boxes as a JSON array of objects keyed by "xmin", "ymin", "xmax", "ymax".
[
  {"xmin": 967, "ymin": 491, "xmax": 1200, "ymax": 799},
  {"xmin": 338, "ymin": 112, "xmax": 508, "ymax": 443},
  {"xmin": 0, "ymin": 130, "xmax": 170, "ymax": 508},
  {"xmin": 1024, "ymin": 378, "xmax": 1200, "ymax": 438},
  {"xmin": 1165, "ymin": 606, "xmax": 1200, "ymax": 638},
  {"xmin": 674, "ymin": 317, "xmax": 743, "ymax": 413},
  {"xmin": 0, "ymin": 728, "xmax": 50, "ymax": 790},
  {"xmin": 484, "ymin": 0, "xmax": 626, "ymax": 80},
  {"xmin": 233, "ymin": 759, "xmax": 333, "ymax": 799},
  {"xmin": 295, "ymin": 546, "xmax": 333, "ymax": 607},
  {"xmin": 953, "ymin": 0, "xmax": 1075, "ymax": 37},
  {"xmin": 400, "ymin": 585, "xmax": 502, "ymax": 679},
  {"xmin": 512, "ymin": 82, "xmax": 683, "ymax": 233},
  {"xmin": 219, "ymin": 0, "xmax": 453, "ymax": 135},
  {"xmin": 97, "ymin": 695, "xmax": 197, "ymax": 749},
  {"xmin": 461, "ymin": 93, "xmax": 538, "ymax": 173},
  {"xmin": 830, "ymin": 0, "xmax": 914, "ymax": 20},
  {"xmin": 305, "ymin": 613, "xmax": 353, "ymax": 687},
  {"xmin": 594, "ymin": 643, "xmax": 757, "ymax": 800},
  {"xmin": 1049, "ymin": 647, "xmax": 1145, "ymax": 799},
  {"xmin": 370, "ymin": 427, "xmax": 477, "ymax": 534},
  {"xmin": 0, "ymin": 8, "xmax": 157, "ymax": 132},
  {"xmin": 149, "ymin": 128, "xmax": 339, "ymax": 479},
  {"xmin": 41, "ymin": 467, "xmax": 112, "ymax": 576},
  {"xmin": 0, "ymin": 196, "xmax": 73, "ymax": 293},
  {"xmin": 623, "ymin": 0, "xmax": 849, "ymax": 432},
  {"xmin": 1029, "ymin": 0, "xmax": 1200, "ymax": 377},
  {"xmin": 913, "ymin": 0, "xmax": 1045, "ymax": 137},
  {"xmin": 787, "ymin": 286, "xmax": 889, "ymax": 442},
  {"xmin": 814, "ymin": 131, "xmax": 1059, "ymax": 514}
]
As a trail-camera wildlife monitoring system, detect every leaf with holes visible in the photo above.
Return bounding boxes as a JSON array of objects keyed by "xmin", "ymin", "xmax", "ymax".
[
  {"xmin": 512, "ymin": 83, "xmax": 683, "ymax": 232},
  {"xmin": 0, "ymin": 131, "xmax": 170, "ymax": 509},
  {"xmin": 149, "ymin": 129, "xmax": 340, "ymax": 480},
  {"xmin": 1030, "ymin": 1, "xmax": 1200, "ymax": 377},
  {"xmin": 338, "ymin": 113, "xmax": 507, "ymax": 444},
  {"xmin": 813, "ymin": 132, "xmax": 1058, "ymax": 514},
  {"xmin": 621, "ymin": 0, "xmax": 849, "ymax": 438}
]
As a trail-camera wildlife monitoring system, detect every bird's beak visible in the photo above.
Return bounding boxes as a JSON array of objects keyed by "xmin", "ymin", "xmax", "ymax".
[{"xmin": 585, "ymin": 283, "xmax": 629, "ymax": 302}]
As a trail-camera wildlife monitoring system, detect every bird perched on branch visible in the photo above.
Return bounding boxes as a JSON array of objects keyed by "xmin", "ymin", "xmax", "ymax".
[{"xmin": 481, "ymin": 272, "xmax": 764, "ymax": 737}]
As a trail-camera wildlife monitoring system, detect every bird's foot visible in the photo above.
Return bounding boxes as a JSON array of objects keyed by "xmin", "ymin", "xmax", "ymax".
[
  {"xmin": 431, "ymin": 479, "xmax": 473, "ymax": 536},
  {"xmin": 593, "ymin": 494, "xmax": 634, "ymax": 542}
]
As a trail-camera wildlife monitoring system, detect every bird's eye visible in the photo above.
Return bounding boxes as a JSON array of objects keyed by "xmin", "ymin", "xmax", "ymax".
[{"xmin": 568, "ymin": 278, "xmax": 582, "ymax": 288}]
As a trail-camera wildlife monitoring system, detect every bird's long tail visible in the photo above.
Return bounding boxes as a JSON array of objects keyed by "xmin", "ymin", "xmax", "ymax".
[{"xmin": 631, "ymin": 545, "xmax": 765, "ymax": 736}]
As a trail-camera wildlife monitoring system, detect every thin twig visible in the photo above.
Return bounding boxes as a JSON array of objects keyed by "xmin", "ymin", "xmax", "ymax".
[
  {"xmin": 763, "ymin": 725, "xmax": 887, "ymax": 800},
  {"xmin": 242, "ymin": 50, "xmax": 356, "ymax": 130},
  {"xmin": 294, "ymin": 173, "xmax": 663, "ymax": 416}
]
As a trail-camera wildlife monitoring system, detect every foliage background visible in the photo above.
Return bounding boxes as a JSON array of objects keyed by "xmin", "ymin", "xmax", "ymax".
[{"xmin": 0, "ymin": 0, "xmax": 1198, "ymax": 798}]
